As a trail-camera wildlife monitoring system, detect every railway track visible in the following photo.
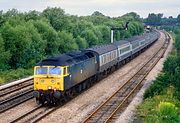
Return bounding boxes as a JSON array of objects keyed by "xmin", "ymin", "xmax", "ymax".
[
  {"xmin": 10, "ymin": 104, "xmax": 59, "ymax": 123},
  {"xmin": 0, "ymin": 78, "xmax": 33, "ymax": 113},
  {"xmin": 0, "ymin": 79, "xmax": 33, "ymax": 98},
  {"xmin": 82, "ymin": 32, "xmax": 170, "ymax": 123}
]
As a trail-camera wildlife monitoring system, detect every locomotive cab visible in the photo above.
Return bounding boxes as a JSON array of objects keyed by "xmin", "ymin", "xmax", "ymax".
[
  {"xmin": 33, "ymin": 66, "xmax": 69, "ymax": 104},
  {"xmin": 34, "ymin": 66, "xmax": 69, "ymax": 91}
]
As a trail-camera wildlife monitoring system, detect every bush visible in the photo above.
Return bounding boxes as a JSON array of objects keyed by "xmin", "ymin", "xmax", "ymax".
[
  {"xmin": 158, "ymin": 102, "xmax": 179, "ymax": 123},
  {"xmin": 138, "ymin": 87, "xmax": 180, "ymax": 123},
  {"xmin": 0, "ymin": 68, "xmax": 33, "ymax": 83},
  {"xmin": 144, "ymin": 73, "xmax": 169, "ymax": 99}
]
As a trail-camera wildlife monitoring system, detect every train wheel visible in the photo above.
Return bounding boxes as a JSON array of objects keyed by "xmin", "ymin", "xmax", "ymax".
[
  {"xmin": 52, "ymin": 97, "xmax": 59, "ymax": 105},
  {"xmin": 82, "ymin": 83, "xmax": 86, "ymax": 90},
  {"xmin": 75, "ymin": 84, "xmax": 82, "ymax": 93}
]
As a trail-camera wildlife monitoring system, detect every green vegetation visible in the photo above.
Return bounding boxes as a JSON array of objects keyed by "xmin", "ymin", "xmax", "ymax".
[
  {"xmin": 145, "ymin": 13, "xmax": 180, "ymax": 31},
  {"xmin": 138, "ymin": 87, "xmax": 179, "ymax": 123},
  {"xmin": 137, "ymin": 29, "xmax": 180, "ymax": 123},
  {"xmin": 0, "ymin": 68, "xmax": 33, "ymax": 84},
  {"xmin": 0, "ymin": 8, "xmax": 144, "ymax": 83}
]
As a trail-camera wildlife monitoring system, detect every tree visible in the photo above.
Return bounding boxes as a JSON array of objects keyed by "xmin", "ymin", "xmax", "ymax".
[
  {"xmin": 0, "ymin": 10, "xmax": 5, "ymax": 27},
  {"xmin": 58, "ymin": 31, "xmax": 78, "ymax": 53},
  {"xmin": 146, "ymin": 13, "xmax": 163, "ymax": 26},
  {"xmin": 75, "ymin": 36, "xmax": 88, "ymax": 49},
  {"xmin": 0, "ymin": 34, "xmax": 11, "ymax": 70},
  {"xmin": 177, "ymin": 14, "xmax": 180, "ymax": 23},
  {"xmin": 175, "ymin": 34, "xmax": 180, "ymax": 51},
  {"xmin": 1, "ymin": 21, "xmax": 45, "ymax": 68},
  {"xmin": 96, "ymin": 25, "xmax": 110, "ymax": 44},
  {"xmin": 121, "ymin": 12, "xmax": 142, "ymax": 22},
  {"xmin": 24, "ymin": 10, "xmax": 41, "ymax": 21},
  {"xmin": 33, "ymin": 20, "xmax": 59, "ymax": 56},
  {"xmin": 92, "ymin": 11, "xmax": 105, "ymax": 16},
  {"xmin": 42, "ymin": 7, "xmax": 68, "ymax": 31},
  {"xmin": 81, "ymin": 29, "xmax": 98, "ymax": 47}
]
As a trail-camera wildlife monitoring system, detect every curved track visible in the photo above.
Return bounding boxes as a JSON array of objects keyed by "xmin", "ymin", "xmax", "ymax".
[{"xmin": 82, "ymin": 32, "xmax": 170, "ymax": 123}]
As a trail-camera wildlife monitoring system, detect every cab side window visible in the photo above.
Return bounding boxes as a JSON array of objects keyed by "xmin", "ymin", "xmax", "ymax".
[
  {"xmin": 63, "ymin": 67, "xmax": 66, "ymax": 75},
  {"xmin": 66, "ymin": 67, "xmax": 69, "ymax": 74}
]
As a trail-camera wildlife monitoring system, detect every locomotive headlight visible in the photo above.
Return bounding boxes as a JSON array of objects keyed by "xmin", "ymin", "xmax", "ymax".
[
  {"xmin": 57, "ymin": 80, "xmax": 60, "ymax": 84},
  {"xmin": 48, "ymin": 86, "xmax": 52, "ymax": 89}
]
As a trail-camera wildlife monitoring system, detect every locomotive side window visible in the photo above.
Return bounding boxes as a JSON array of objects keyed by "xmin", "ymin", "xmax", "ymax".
[
  {"xmin": 66, "ymin": 67, "xmax": 69, "ymax": 74},
  {"xmin": 63, "ymin": 67, "xmax": 66, "ymax": 75}
]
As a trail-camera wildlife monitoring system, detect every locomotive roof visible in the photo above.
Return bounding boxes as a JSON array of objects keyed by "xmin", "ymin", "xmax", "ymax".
[
  {"xmin": 36, "ymin": 51, "xmax": 91, "ymax": 66},
  {"xmin": 86, "ymin": 44, "xmax": 117, "ymax": 55}
]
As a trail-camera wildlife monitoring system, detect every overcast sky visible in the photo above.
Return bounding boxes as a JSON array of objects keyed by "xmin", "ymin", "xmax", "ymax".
[{"xmin": 0, "ymin": 0, "xmax": 179, "ymax": 18}]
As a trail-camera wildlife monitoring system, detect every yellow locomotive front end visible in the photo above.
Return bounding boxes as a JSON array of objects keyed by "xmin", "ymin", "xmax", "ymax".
[{"xmin": 33, "ymin": 66, "xmax": 69, "ymax": 104}]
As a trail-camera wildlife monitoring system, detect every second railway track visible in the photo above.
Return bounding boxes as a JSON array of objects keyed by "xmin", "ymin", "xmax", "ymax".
[
  {"xmin": 0, "ymin": 78, "xmax": 33, "ymax": 113},
  {"xmin": 0, "ymin": 79, "xmax": 33, "ymax": 98},
  {"xmin": 82, "ymin": 32, "xmax": 170, "ymax": 123}
]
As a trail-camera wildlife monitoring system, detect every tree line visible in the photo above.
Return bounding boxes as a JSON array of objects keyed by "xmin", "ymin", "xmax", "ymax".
[
  {"xmin": 0, "ymin": 8, "xmax": 144, "ymax": 72},
  {"xmin": 145, "ymin": 13, "xmax": 180, "ymax": 31}
]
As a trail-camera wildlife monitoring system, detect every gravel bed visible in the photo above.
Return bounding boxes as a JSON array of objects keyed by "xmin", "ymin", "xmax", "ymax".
[
  {"xmin": 115, "ymin": 32, "xmax": 173, "ymax": 123},
  {"xmin": 0, "ymin": 99, "xmax": 36, "ymax": 123},
  {"xmin": 38, "ymin": 32, "xmax": 165, "ymax": 123},
  {"xmin": 0, "ymin": 85, "xmax": 33, "ymax": 102}
]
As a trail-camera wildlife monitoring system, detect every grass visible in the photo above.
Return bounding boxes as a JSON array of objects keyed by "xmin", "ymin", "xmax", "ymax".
[
  {"xmin": 0, "ymin": 68, "xmax": 33, "ymax": 84},
  {"xmin": 137, "ymin": 86, "xmax": 180, "ymax": 123}
]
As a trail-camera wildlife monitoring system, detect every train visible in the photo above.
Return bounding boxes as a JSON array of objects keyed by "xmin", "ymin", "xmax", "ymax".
[{"xmin": 33, "ymin": 30, "xmax": 160, "ymax": 104}]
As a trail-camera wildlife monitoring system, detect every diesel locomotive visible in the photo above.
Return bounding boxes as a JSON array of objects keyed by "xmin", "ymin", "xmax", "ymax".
[{"xmin": 33, "ymin": 30, "xmax": 160, "ymax": 104}]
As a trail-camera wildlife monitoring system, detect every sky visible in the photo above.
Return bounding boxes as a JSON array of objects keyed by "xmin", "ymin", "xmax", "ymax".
[{"xmin": 0, "ymin": 0, "xmax": 179, "ymax": 18}]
